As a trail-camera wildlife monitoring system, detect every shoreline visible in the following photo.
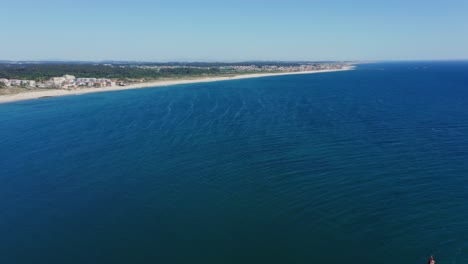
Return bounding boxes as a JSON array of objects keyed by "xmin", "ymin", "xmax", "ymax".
[{"xmin": 0, "ymin": 67, "xmax": 353, "ymax": 104}]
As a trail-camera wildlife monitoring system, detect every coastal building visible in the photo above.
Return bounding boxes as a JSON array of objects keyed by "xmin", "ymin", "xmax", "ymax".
[
  {"xmin": 0, "ymin": 78, "xmax": 10, "ymax": 86},
  {"xmin": 94, "ymin": 82, "xmax": 105, "ymax": 88},
  {"xmin": 61, "ymin": 80, "xmax": 77, "ymax": 89},
  {"xmin": 36, "ymin": 83, "xmax": 49, "ymax": 88},
  {"xmin": 63, "ymin": 74, "xmax": 76, "ymax": 84},
  {"xmin": 51, "ymin": 77, "xmax": 66, "ymax": 86},
  {"xmin": 21, "ymin": 80, "xmax": 36, "ymax": 88},
  {"xmin": 1, "ymin": 75, "xmax": 125, "ymax": 89},
  {"xmin": 45, "ymin": 80, "xmax": 55, "ymax": 87},
  {"xmin": 10, "ymin": 80, "xmax": 22, "ymax": 86}
]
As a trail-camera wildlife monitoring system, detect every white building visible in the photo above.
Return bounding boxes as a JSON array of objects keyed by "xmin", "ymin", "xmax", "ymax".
[
  {"xmin": 10, "ymin": 80, "xmax": 22, "ymax": 86},
  {"xmin": 64, "ymin": 75, "xmax": 76, "ymax": 81},
  {"xmin": 51, "ymin": 77, "xmax": 66, "ymax": 85},
  {"xmin": 0, "ymin": 78, "xmax": 10, "ymax": 87},
  {"xmin": 36, "ymin": 83, "xmax": 49, "ymax": 88},
  {"xmin": 45, "ymin": 80, "xmax": 55, "ymax": 87},
  {"xmin": 21, "ymin": 80, "xmax": 36, "ymax": 88}
]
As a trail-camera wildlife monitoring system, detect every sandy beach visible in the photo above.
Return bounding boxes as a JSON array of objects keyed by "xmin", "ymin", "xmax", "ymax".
[{"xmin": 0, "ymin": 67, "xmax": 353, "ymax": 104}]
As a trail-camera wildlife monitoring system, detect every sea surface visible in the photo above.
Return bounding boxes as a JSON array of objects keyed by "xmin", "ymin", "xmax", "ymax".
[{"xmin": 1, "ymin": 62, "xmax": 468, "ymax": 264}]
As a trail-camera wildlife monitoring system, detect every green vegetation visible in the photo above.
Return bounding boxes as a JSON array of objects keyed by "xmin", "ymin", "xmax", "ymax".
[
  {"xmin": 0, "ymin": 82, "xmax": 5, "ymax": 88},
  {"xmin": 0, "ymin": 62, "xmax": 346, "ymax": 89},
  {"xmin": 0, "ymin": 61, "xmax": 326, "ymax": 81},
  {"xmin": 0, "ymin": 64, "xmax": 224, "ymax": 81}
]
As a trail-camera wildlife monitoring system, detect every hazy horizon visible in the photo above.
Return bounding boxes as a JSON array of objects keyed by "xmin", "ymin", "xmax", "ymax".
[
  {"xmin": 2, "ymin": 0, "xmax": 468, "ymax": 61},
  {"xmin": 1, "ymin": 59, "xmax": 468, "ymax": 64}
]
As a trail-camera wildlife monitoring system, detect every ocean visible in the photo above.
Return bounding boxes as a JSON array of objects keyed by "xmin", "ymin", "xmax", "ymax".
[{"xmin": 1, "ymin": 62, "xmax": 467, "ymax": 264}]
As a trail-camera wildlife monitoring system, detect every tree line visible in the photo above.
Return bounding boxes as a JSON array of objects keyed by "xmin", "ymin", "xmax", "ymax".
[{"xmin": 0, "ymin": 64, "xmax": 222, "ymax": 81}]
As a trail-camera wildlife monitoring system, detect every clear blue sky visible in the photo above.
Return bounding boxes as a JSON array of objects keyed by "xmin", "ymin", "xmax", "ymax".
[{"xmin": 2, "ymin": 0, "xmax": 468, "ymax": 61}]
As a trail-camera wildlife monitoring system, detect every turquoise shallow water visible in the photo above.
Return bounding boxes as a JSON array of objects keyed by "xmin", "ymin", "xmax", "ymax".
[{"xmin": 1, "ymin": 62, "xmax": 468, "ymax": 264}]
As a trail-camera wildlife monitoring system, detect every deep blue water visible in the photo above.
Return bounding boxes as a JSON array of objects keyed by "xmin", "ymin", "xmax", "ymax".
[{"xmin": 1, "ymin": 62, "xmax": 468, "ymax": 264}]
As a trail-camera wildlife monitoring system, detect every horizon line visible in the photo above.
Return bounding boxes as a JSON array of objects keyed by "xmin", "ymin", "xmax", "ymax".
[{"xmin": 1, "ymin": 59, "xmax": 467, "ymax": 64}]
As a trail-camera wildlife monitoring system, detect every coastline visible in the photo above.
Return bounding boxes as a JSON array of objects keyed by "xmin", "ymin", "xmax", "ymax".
[{"xmin": 0, "ymin": 66, "xmax": 353, "ymax": 104}]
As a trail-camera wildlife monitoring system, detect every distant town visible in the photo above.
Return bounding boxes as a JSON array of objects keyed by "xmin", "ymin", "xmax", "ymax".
[{"xmin": 0, "ymin": 62, "xmax": 351, "ymax": 91}]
